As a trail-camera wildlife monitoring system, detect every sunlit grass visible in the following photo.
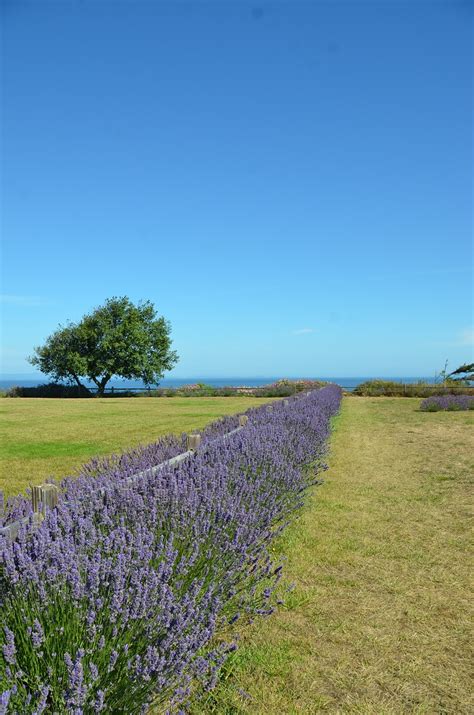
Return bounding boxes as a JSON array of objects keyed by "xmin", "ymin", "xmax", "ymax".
[
  {"xmin": 0, "ymin": 396, "xmax": 275, "ymax": 496},
  {"xmin": 191, "ymin": 397, "xmax": 473, "ymax": 714}
]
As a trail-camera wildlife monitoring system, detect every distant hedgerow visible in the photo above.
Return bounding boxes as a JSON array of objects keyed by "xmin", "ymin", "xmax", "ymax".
[{"xmin": 353, "ymin": 380, "xmax": 474, "ymax": 397}]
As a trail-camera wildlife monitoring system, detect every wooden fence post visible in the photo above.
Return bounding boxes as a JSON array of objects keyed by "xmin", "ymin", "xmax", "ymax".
[
  {"xmin": 40, "ymin": 485, "xmax": 59, "ymax": 514},
  {"xmin": 31, "ymin": 484, "xmax": 59, "ymax": 519},
  {"xmin": 31, "ymin": 485, "xmax": 42, "ymax": 513},
  {"xmin": 239, "ymin": 415, "xmax": 248, "ymax": 426},
  {"xmin": 187, "ymin": 433, "xmax": 201, "ymax": 451}
]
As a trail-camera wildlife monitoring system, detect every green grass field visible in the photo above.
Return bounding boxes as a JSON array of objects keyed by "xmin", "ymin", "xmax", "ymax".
[
  {"xmin": 192, "ymin": 397, "xmax": 473, "ymax": 714},
  {"xmin": 0, "ymin": 396, "xmax": 274, "ymax": 496}
]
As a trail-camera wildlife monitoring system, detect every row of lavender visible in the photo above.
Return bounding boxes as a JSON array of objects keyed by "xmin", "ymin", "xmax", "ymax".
[
  {"xmin": 420, "ymin": 394, "xmax": 474, "ymax": 411},
  {"xmin": 1, "ymin": 386, "xmax": 342, "ymax": 713},
  {"xmin": 0, "ymin": 410, "xmax": 246, "ymax": 530}
]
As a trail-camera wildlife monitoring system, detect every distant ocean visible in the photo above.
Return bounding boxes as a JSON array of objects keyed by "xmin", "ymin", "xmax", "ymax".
[{"xmin": 0, "ymin": 376, "xmax": 438, "ymax": 392}]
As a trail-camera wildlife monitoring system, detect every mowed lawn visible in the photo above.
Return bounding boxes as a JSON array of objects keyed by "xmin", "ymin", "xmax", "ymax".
[
  {"xmin": 0, "ymin": 396, "xmax": 274, "ymax": 496},
  {"xmin": 194, "ymin": 397, "xmax": 473, "ymax": 714}
]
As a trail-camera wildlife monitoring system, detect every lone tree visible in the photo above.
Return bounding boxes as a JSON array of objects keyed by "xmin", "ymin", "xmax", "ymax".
[{"xmin": 29, "ymin": 297, "xmax": 179, "ymax": 395}]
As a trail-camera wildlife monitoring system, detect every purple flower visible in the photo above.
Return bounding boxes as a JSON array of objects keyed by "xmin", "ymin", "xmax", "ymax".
[
  {"xmin": 421, "ymin": 394, "xmax": 474, "ymax": 411},
  {"xmin": 64, "ymin": 650, "xmax": 87, "ymax": 708},
  {"xmin": 95, "ymin": 690, "xmax": 105, "ymax": 711},
  {"xmin": 31, "ymin": 619, "xmax": 44, "ymax": 649},
  {"xmin": 2, "ymin": 628, "xmax": 16, "ymax": 665},
  {"xmin": 108, "ymin": 650, "xmax": 119, "ymax": 671},
  {"xmin": 34, "ymin": 685, "xmax": 49, "ymax": 714},
  {"xmin": 0, "ymin": 690, "xmax": 11, "ymax": 715}
]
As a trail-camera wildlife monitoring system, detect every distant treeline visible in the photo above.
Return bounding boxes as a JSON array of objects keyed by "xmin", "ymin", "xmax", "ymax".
[{"xmin": 3, "ymin": 379, "xmax": 327, "ymax": 399}]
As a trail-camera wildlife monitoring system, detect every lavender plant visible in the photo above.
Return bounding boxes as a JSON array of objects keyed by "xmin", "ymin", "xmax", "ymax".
[
  {"xmin": 420, "ymin": 394, "xmax": 474, "ymax": 411},
  {"xmin": 0, "ymin": 386, "xmax": 341, "ymax": 713}
]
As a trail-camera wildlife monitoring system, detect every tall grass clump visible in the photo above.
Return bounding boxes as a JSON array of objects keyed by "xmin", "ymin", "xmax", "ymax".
[
  {"xmin": 0, "ymin": 386, "xmax": 341, "ymax": 713},
  {"xmin": 420, "ymin": 394, "xmax": 474, "ymax": 412}
]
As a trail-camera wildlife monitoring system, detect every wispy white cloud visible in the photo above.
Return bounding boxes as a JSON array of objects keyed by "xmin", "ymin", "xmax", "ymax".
[
  {"xmin": 0, "ymin": 294, "xmax": 51, "ymax": 307},
  {"xmin": 460, "ymin": 327, "xmax": 474, "ymax": 346},
  {"xmin": 292, "ymin": 328, "xmax": 314, "ymax": 335},
  {"xmin": 435, "ymin": 327, "xmax": 474, "ymax": 349}
]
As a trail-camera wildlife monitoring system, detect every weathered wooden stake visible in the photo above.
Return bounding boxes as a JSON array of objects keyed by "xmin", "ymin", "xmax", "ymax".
[
  {"xmin": 239, "ymin": 415, "xmax": 248, "ymax": 426},
  {"xmin": 31, "ymin": 485, "xmax": 42, "ymax": 513},
  {"xmin": 40, "ymin": 484, "xmax": 59, "ymax": 513},
  {"xmin": 186, "ymin": 433, "xmax": 201, "ymax": 451},
  {"xmin": 283, "ymin": 399, "xmax": 289, "ymax": 406}
]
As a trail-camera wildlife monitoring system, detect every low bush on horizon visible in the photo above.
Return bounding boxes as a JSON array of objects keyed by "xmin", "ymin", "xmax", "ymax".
[
  {"xmin": 166, "ymin": 379, "xmax": 328, "ymax": 399},
  {"xmin": 5, "ymin": 379, "xmax": 328, "ymax": 399},
  {"xmin": 420, "ymin": 394, "xmax": 474, "ymax": 412},
  {"xmin": 0, "ymin": 386, "xmax": 341, "ymax": 713},
  {"xmin": 353, "ymin": 379, "xmax": 474, "ymax": 397},
  {"xmin": 5, "ymin": 383, "xmax": 93, "ymax": 398},
  {"xmin": 5, "ymin": 384, "xmax": 147, "ymax": 399}
]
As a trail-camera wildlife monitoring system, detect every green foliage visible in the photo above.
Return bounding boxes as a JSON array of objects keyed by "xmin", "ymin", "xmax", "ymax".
[
  {"xmin": 28, "ymin": 297, "xmax": 179, "ymax": 395},
  {"xmin": 448, "ymin": 362, "xmax": 474, "ymax": 383},
  {"xmin": 434, "ymin": 360, "xmax": 474, "ymax": 385},
  {"xmin": 424, "ymin": 402, "xmax": 440, "ymax": 412},
  {"xmin": 6, "ymin": 383, "xmax": 92, "ymax": 398},
  {"xmin": 155, "ymin": 381, "xmax": 326, "ymax": 399},
  {"xmin": 176, "ymin": 382, "xmax": 217, "ymax": 397},
  {"xmin": 353, "ymin": 380, "xmax": 474, "ymax": 397},
  {"xmin": 436, "ymin": 358, "xmax": 450, "ymax": 383}
]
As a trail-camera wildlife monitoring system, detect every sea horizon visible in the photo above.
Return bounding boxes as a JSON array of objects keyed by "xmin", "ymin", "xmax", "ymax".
[{"xmin": 0, "ymin": 375, "xmax": 440, "ymax": 391}]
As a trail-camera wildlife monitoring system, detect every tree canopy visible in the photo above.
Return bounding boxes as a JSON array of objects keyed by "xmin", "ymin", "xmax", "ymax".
[{"xmin": 29, "ymin": 297, "xmax": 179, "ymax": 395}]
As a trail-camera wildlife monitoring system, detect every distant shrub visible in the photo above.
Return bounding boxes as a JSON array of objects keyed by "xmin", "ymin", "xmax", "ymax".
[
  {"xmin": 251, "ymin": 380, "xmax": 327, "ymax": 398},
  {"xmin": 353, "ymin": 380, "xmax": 474, "ymax": 397},
  {"xmin": 420, "ymin": 395, "xmax": 474, "ymax": 412},
  {"xmin": 176, "ymin": 382, "xmax": 217, "ymax": 397},
  {"xmin": 105, "ymin": 390, "xmax": 140, "ymax": 398},
  {"xmin": 150, "ymin": 388, "xmax": 177, "ymax": 397},
  {"xmin": 216, "ymin": 387, "xmax": 237, "ymax": 396},
  {"xmin": 6, "ymin": 383, "xmax": 92, "ymax": 398}
]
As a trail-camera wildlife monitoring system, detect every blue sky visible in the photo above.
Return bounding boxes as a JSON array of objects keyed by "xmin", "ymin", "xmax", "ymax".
[{"xmin": 1, "ymin": 0, "xmax": 472, "ymax": 378}]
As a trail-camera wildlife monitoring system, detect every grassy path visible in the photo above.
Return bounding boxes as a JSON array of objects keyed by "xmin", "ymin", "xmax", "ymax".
[{"xmin": 196, "ymin": 397, "xmax": 473, "ymax": 714}]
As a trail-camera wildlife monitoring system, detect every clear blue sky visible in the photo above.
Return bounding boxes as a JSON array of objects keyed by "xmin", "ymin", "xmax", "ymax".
[{"xmin": 1, "ymin": 0, "xmax": 472, "ymax": 378}]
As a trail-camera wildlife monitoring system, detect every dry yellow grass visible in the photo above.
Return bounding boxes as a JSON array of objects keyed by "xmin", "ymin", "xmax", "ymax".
[{"xmin": 193, "ymin": 397, "xmax": 473, "ymax": 714}]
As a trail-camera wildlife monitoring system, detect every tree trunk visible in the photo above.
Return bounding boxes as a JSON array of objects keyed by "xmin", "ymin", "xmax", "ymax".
[
  {"xmin": 71, "ymin": 373, "xmax": 91, "ymax": 394},
  {"xmin": 94, "ymin": 375, "xmax": 110, "ymax": 397}
]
